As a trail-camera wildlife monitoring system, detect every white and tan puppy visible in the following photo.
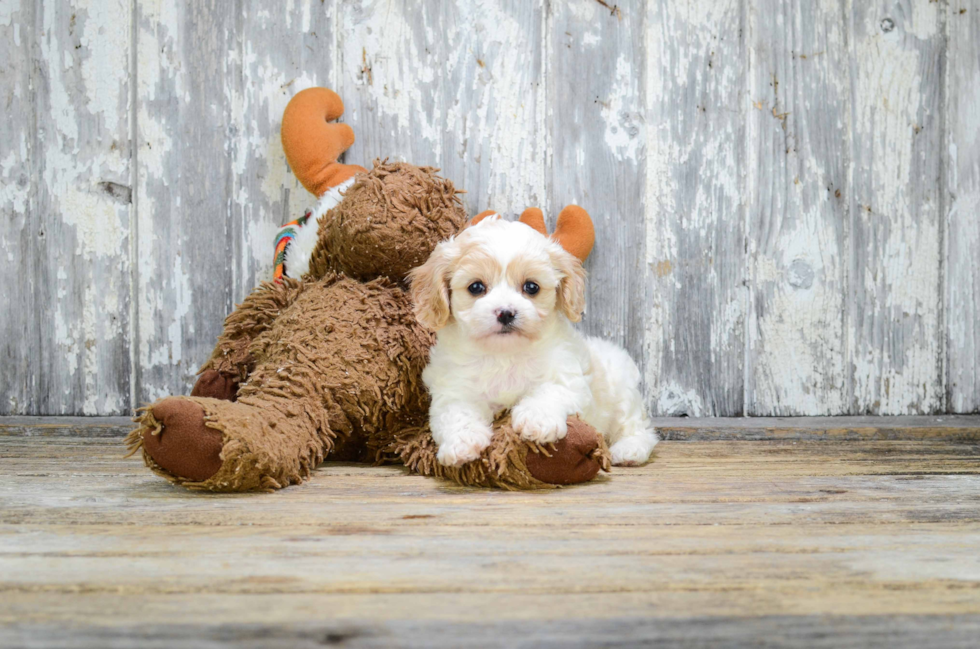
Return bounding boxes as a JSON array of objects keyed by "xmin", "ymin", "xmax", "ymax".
[{"xmin": 409, "ymin": 210, "xmax": 658, "ymax": 468}]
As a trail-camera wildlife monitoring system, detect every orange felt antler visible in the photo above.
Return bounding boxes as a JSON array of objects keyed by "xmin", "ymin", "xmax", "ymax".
[
  {"xmin": 519, "ymin": 205, "xmax": 596, "ymax": 261},
  {"xmin": 550, "ymin": 205, "xmax": 595, "ymax": 262},
  {"xmin": 465, "ymin": 206, "xmax": 595, "ymax": 262},
  {"xmin": 281, "ymin": 87, "xmax": 367, "ymax": 198}
]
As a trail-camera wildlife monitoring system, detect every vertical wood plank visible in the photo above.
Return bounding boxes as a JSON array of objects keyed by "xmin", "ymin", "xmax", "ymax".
[
  {"xmin": 548, "ymin": 0, "xmax": 647, "ymax": 385},
  {"xmin": 338, "ymin": 0, "xmax": 546, "ymax": 217},
  {"xmin": 745, "ymin": 0, "xmax": 848, "ymax": 415},
  {"xmin": 135, "ymin": 0, "xmax": 237, "ymax": 403},
  {"xmin": 849, "ymin": 0, "xmax": 945, "ymax": 414},
  {"xmin": 234, "ymin": 1, "xmax": 337, "ymax": 296},
  {"xmin": 644, "ymin": 0, "xmax": 746, "ymax": 416},
  {"xmin": 0, "ymin": 0, "xmax": 38, "ymax": 414},
  {"xmin": 946, "ymin": 3, "xmax": 980, "ymax": 413},
  {"xmin": 31, "ymin": 0, "xmax": 134, "ymax": 415}
]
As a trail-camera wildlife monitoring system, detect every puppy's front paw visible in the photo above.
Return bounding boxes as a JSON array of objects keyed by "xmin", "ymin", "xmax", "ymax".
[
  {"xmin": 610, "ymin": 434, "xmax": 658, "ymax": 467},
  {"xmin": 436, "ymin": 424, "xmax": 494, "ymax": 467},
  {"xmin": 512, "ymin": 402, "xmax": 568, "ymax": 444}
]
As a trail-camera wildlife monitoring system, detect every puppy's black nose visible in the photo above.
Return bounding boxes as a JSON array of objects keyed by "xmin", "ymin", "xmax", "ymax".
[{"xmin": 496, "ymin": 309, "xmax": 516, "ymax": 326}]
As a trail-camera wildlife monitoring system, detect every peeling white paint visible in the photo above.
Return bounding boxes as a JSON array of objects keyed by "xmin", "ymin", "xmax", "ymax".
[
  {"xmin": 343, "ymin": 1, "xmax": 440, "ymax": 146},
  {"xmin": 136, "ymin": 2, "xmax": 179, "ymax": 375},
  {"xmin": 3, "ymin": 0, "xmax": 976, "ymax": 416},
  {"xmin": 343, "ymin": 1, "xmax": 546, "ymax": 215},
  {"xmin": 39, "ymin": 4, "xmax": 130, "ymax": 259},
  {"xmin": 908, "ymin": 0, "xmax": 939, "ymax": 40},
  {"xmin": 943, "ymin": 2, "xmax": 979, "ymax": 413},
  {"xmin": 166, "ymin": 252, "xmax": 192, "ymax": 367},
  {"xmin": 656, "ymin": 382, "xmax": 705, "ymax": 418},
  {"xmin": 77, "ymin": 0, "xmax": 130, "ymax": 134},
  {"xmin": 0, "ymin": 151, "xmax": 29, "ymax": 215},
  {"xmin": 644, "ymin": 0, "xmax": 745, "ymax": 414},
  {"xmin": 601, "ymin": 55, "xmax": 642, "ymax": 163},
  {"xmin": 3, "ymin": 1, "xmax": 136, "ymax": 415},
  {"xmin": 0, "ymin": 0, "xmax": 19, "ymax": 27},
  {"xmin": 850, "ymin": 3, "xmax": 943, "ymax": 414}
]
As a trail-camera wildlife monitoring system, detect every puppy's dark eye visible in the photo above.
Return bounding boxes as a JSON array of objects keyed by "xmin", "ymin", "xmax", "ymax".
[
  {"xmin": 523, "ymin": 281, "xmax": 540, "ymax": 296},
  {"xmin": 468, "ymin": 281, "xmax": 486, "ymax": 295}
]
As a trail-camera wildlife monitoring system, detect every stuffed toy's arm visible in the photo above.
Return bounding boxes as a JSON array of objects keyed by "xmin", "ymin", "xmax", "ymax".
[{"xmin": 273, "ymin": 178, "xmax": 355, "ymax": 281}]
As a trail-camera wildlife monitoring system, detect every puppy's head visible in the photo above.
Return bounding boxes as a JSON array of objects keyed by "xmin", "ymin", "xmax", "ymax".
[{"xmin": 409, "ymin": 215, "xmax": 586, "ymax": 349}]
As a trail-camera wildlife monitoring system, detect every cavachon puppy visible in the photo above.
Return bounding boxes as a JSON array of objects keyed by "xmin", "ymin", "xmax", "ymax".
[{"xmin": 410, "ymin": 207, "xmax": 659, "ymax": 468}]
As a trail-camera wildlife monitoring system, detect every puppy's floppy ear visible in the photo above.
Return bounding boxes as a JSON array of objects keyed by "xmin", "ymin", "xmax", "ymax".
[
  {"xmin": 552, "ymin": 247, "xmax": 587, "ymax": 322},
  {"xmin": 409, "ymin": 240, "xmax": 457, "ymax": 330}
]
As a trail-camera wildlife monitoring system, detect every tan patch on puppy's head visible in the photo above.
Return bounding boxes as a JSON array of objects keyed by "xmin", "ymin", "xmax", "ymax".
[
  {"xmin": 408, "ymin": 239, "xmax": 459, "ymax": 331},
  {"xmin": 451, "ymin": 243, "xmax": 504, "ymax": 293}
]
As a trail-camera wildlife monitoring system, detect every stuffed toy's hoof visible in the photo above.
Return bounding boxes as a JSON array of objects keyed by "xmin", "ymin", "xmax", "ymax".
[
  {"xmin": 139, "ymin": 398, "xmax": 224, "ymax": 482},
  {"xmin": 525, "ymin": 418, "xmax": 605, "ymax": 485},
  {"xmin": 190, "ymin": 369, "xmax": 239, "ymax": 402}
]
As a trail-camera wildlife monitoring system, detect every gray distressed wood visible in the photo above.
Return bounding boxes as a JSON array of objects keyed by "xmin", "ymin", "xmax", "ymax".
[
  {"xmin": 548, "ymin": 0, "xmax": 647, "ymax": 386},
  {"xmin": 339, "ymin": 0, "xmax": 547, "ymax": 216},
  {"xmin": 134, "ymin": 0, "xmax": 239, "ymax": 404},
  {"xmin": 0, "ymin": 0, "xmax": 38, "ymax": 414},
  {"xmin": 1, "ymin": 0, "xmax": 979, "ymax": 416},
  {"xmin": 946, "ymin": 3, "xmax": 980, "ymax": 413},
  {"xmin": 31, "ymin": 0, "xmax": 134, "ymax": 415},
  {"xmin": 644, "ymin": 0, "xmax": 746, "ymax": 416},
  {"xmin": 745, "ymin": 0, "xmax": 849, "ymax": 415},
  {"xmin": 234, "ymin": 2, "xmax": 336, "ymax": 300},
  {"xmin": 5, "ymin": 616, "xmax": 980, "ymax": 649},
  {"xmin": 849, "ymin": 0, "xmax": 945, "ymax": 414}
]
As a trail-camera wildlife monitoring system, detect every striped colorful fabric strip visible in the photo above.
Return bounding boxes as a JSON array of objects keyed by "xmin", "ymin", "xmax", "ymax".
[{"xmin": 273, "ymin": 210, "xmax": 312, "ymax": 282}]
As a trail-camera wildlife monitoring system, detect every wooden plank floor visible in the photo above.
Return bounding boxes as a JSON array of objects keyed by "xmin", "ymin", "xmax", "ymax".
[{"xmin": 1, "ymin": 419, "xmax": 979, "ymax": 647}]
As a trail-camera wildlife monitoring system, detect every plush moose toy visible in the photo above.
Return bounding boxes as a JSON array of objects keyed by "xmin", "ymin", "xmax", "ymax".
[{"xmin": 126, "ymin": 87, "xmax": 610, "ymax": 492}]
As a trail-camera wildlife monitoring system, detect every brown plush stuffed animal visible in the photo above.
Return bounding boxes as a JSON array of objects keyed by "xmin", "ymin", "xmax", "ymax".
[{"xmin": 125, "ymin": 87, "xmax": 610, "ymax": 492}]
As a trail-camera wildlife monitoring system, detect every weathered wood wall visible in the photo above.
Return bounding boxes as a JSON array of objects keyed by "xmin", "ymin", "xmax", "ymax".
[{"xmin": 1, "ymin": 0, "xmax": 977, "ymax": 416}]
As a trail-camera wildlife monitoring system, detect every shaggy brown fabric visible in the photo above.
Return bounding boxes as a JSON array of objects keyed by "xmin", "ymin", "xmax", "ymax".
[
  {"xmin": 190, "ymin": 369, "xmax": 239, "ymax": 402},
  {"xmin": 242, "ymin": 274, "xmax": 433, "ymax": 436},
  {"xmin": 388, "ymin": 414, "xmax": 610, "ymax": 490},
  {"xmin": 128, "ymin": 399, "xmax": 610, "ymax": 492},
  {"xmin": 129, "ymin": 273, "xmax": 434, "ymax": 492},
  {"xmin": 199, "ymin": 278, "xmax": 307, "ymax": 383},
  {"xmin": 307, "ymin": 161, "xmax": 467, "ymax": 282}
]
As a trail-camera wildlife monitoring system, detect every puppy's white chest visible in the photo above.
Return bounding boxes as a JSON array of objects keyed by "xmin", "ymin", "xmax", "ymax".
[{"xmin": 481, "ymin": 362, "xmax": 537, "ymax": 412}]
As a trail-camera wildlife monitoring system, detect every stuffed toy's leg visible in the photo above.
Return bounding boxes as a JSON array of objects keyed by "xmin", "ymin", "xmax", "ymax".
[
  {"xmin": 190, "ymin": 278, "xmax": 307, "ymax": 402},
  {"xmin": 126, "ymin": 390, "xmax": 335, "ymax": 492},
  {"xmin": 129, "ymin": 401, "xmax": 609, "ymax": 491},
  {"xmin": 388, "ymin": 414, "xmax": 611, "ymax": 490}
]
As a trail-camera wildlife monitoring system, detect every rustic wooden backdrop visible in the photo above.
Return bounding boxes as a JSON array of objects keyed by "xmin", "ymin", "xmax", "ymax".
[{"xmin": 1, "ymin": 0, "xmax": 978, "ymax": 417}]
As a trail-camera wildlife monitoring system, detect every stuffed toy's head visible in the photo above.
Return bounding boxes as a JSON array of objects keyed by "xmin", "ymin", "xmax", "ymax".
[
  {"xmin": 311, "ymin": 161, "xmax": 467, "ymax": 281},
  {"xmin": 282, "ymin": 87, "xmax": 467, "ymax": 282}
]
